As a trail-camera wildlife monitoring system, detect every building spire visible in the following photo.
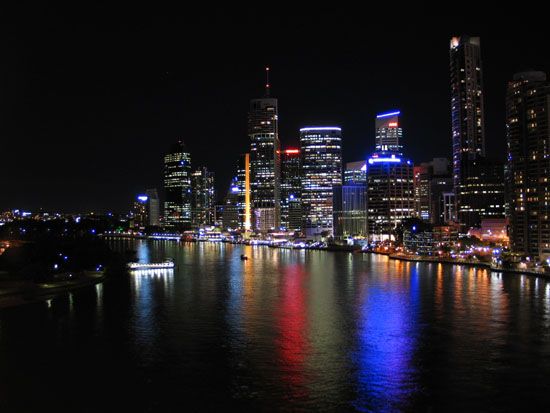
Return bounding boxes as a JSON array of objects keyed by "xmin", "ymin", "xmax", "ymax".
[{"xmin": 265, "ymin": 66, "xmax": 270, "ymax": 97}]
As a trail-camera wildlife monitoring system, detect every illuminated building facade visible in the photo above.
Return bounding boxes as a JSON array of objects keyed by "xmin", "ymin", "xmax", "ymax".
[
  {"xmin": 249, "ymin": 71, "xmax": 280, "ymax": 232},
  {"xmin": 131, "ymin": 195, "xmax": 149, "ymax": 229},
  {"xmin": 344, "ymin": 160, "xmax": 367, "ymax": 185},
  {"xmin": 163, "ymin": 140, "xmax": 192, "ymax": 227},
  {"xmin": 506, "ymin": 71, "xmax": 550, "ymax": 261},
  {"xmin": 413, "ymin": 158, "xmax": 454, "ymax": 224},
  {"xmin": 458, "ymin": 158, "xmax": 505, "ymax": 224},
  {"xmin": 366, "ymin": 111, "xmax": 415, "ymax": 241},
  {"xmin": 235, "ymin": 153, "xmax": 251, "ymax": 231},
  {"xmin": 414, "ymin": 165, "xmax": 431, "ymax": 221},
  {"xmin": 375, "ymin": 111, "xmax": 403, "ymax": 152},
  {"xmin": 280, "ymin": 148, "xmax": 302, "ymax": 232},
  {"xmin": 333, "ymin": 184, "xmax": 368, "ymax": 239},
  {"xmin": 300, "ymin": 127, "xmax": 343, "ymax": 237},
  {"xmin": 450, "ymin": 36, "xmax": 487, "ymax": 227},
  {"xmin": 367, "ymin": 156, "xmax": 415, "ymax": 241},
  {"xmin": 191, "ymin": 167, "xmax": 215, "ymax": 227}
]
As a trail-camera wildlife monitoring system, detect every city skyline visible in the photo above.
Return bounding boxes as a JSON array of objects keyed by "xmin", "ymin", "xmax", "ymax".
[{"xmin": 2, "ymin": 13, "xmax": 549, "ymax": 212}]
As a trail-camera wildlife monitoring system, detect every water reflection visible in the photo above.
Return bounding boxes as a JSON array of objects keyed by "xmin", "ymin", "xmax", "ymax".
[
  {"xmin": 2, "ymin": 242, "xmax": 550, "ymax": 412},
  {"xmin": 276, "ymin": 264, "xmax": 309, "ymax": 400},
  {"xmin": 353, "ymin": 263, "xmax": 420, "ymax": 412}
]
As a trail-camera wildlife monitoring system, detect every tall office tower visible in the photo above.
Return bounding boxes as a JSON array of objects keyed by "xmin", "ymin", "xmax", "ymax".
[
  {"xmin": 280, "ymin": 148, "xmax": 302, "ymax": 232},
  {"xmin": 450, "ymin": 36, "xmax": 486, "ymax": 227},
  {"xmin": 375, "ymin": 110, "xmax": 403, "ymax": 152},
  {"xmin": 300, "ymin": 127, "xmax": 343, "ymax": 237},
  {"xmin": 249, "ymin": 68, "xmax": 280, "ymax": 232},
  {"xmin": 367, "ymin": 111, "xmax": 415, "ymax": 241},
  {"xmin": 367, "ymin": 155, "xmax": 415, "ymax": 241},
  {"xmin": 344, "ymin": 160, "xmax": 367, "ymax": 185},
  {"xmin": 163, "ymin": 140, "xmax": 192, "ymax": 227},
  {"xmin": 506, "ymin": 71, "xmax": 550, "ymax": 261},
  {"xmin": 145, "ymin": 188, "xmax": 160, "ymax": 226},
  {"xmin": 333, "ymin": 184, "xmax": 368, "ymax": 239},
  {"xmin": 191, "ymin": 167, "xmax": 215, "ymax": 227}
]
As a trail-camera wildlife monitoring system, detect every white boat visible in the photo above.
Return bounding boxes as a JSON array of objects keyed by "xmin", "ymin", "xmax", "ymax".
[{"xmin": 127, "ymin": 259, "xmax": 175, "ymax": 270}]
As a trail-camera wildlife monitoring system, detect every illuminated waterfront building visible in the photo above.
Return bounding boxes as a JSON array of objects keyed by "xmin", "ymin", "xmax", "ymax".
[
  {"xmin": 367, "ymin": 155, "xmax": 415, "ymax": 241},
  {"xmin": 280, "ymin": 148, "xmax": 302, "ymax": 232},
  {"xmin": 191, "ymin": 167, "xmax": 215, "ymax": 227},
  {"xmin": 249, "ymin": 68, "xmax": 280, "ymax": 232},
  {"xmin": 449, "ymin": 36, "xmax": 487, "ymax": 227},
  {"xmin": 163, "ymin": 140, "xmax": 192, "ymax": 227},
  {"xmin": 333, "ymin": 184, "xmax": 368, "ymax": 239},
  {"xmin": 344, "ymin": 161, "xmax": 367, "ymax": 185},
  {"xmin": 506, "ymin": 71, "xmax": 550, "ymax": 261},
  {"xmin": 366, "ymin": 111, "xmax": 415, "ymax": 241},
  {"xmin": 300, "ymin": 127, "xmax": 343, "ymax": 237}
]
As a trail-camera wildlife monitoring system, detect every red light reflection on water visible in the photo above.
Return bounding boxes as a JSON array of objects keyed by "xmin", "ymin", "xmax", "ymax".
[{"xmin": 275, "ymin": 264, "xmax": 309, "ymax": 399}]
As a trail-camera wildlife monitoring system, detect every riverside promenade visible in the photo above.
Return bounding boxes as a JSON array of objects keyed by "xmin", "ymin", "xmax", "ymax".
[{"xmin": 388, "ymin": 252, "xmax": 549, "ymax": 277}]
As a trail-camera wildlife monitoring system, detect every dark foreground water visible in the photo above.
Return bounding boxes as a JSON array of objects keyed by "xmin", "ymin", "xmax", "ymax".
[{"xmin": 1, "ymin": 241, "xmax": 550, "ymax": 412}]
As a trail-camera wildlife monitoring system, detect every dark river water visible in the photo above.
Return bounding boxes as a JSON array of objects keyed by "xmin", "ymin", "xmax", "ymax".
[{"xmin": 1, "ymin": 240, "xmax": 550, "ymax": 412}]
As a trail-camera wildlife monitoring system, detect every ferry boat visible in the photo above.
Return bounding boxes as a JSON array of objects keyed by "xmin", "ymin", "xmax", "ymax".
[{"xmin": 127, "ymin": 259, "xmax": 175, "ymax": 270}]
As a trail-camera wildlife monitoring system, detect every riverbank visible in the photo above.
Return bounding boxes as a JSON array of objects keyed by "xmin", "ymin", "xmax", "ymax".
[
  {"xmin": 387, "ymin": 252, "xmax": 549, "ymax": 277},
  {"xmin": 0, "ymin": 270, "xmax": 106, "ymax": 309}
]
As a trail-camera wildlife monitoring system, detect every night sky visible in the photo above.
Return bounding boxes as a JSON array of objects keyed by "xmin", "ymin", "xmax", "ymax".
[{"xmin": 2, "ymin": 9, "xmax": 548, "ymax": 212}]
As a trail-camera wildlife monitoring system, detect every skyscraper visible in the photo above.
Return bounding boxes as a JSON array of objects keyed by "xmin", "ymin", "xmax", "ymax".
[
  {"xmin": 249, "ymin": 68, "xmax": 280, "ymax": 232},
  {"xmin": 191, "ymin": 167, "xmax": 215, "ymax": 227},
  {"xmin": 367, "ymin": 156, "xmax": 415, "ymax": 241},
  {"xmin": 375, "ymin": 110, "xmax": 403, "ymax": 153},
  {"xmin": 280, "ymin": 148, "xmax": 302, "ymax": 232},
  {"xmin": 163, "ymin": 140, "xmax": 192, "ymax": 227},
  {"xmin": 450, "ymin": 35, "xmax": 486, "ymax": 227},
  {"xmin": 300, "ymin": 127, "xmax": 343, "ymax": 237},
  {"xmin": 506, "ymin": 71, "xmax": 550, "ymax": 262},
  {"xmin": 366, "ymin": 111, "xmax": 415, "ymax": 241}
]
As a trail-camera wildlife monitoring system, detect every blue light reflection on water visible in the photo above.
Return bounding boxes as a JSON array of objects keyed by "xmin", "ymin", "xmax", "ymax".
[{"xmin": 353, "ymin": 262, "xmax": 421, "ymax": 412}]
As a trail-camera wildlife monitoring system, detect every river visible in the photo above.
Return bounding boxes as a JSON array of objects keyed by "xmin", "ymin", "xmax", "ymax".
[{"xmin": 1, "ymin": 240, "xmax": 549, "ymax": 412}]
